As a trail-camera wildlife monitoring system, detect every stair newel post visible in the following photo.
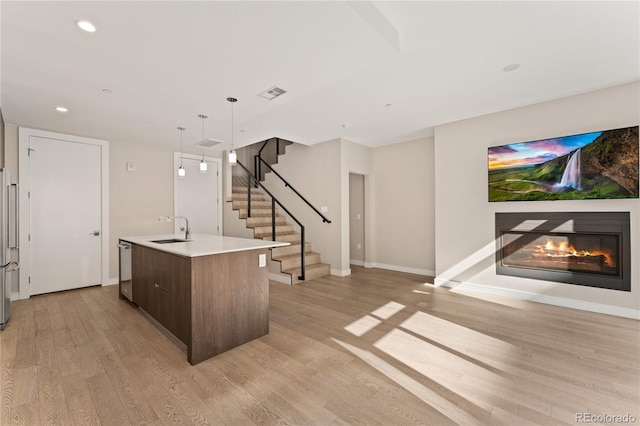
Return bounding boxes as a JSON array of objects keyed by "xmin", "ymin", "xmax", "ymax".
[
  {"xmin": 247, "ymin": 174, "xmax": 252, "ymax": 218},
  {"xmin": 254, "ymin": 155, "xmax": 258, "ymax": 186},
  {"xmin": 271, "ymin": 199, "xmax": 276, "ymax": 242},
  {"xmin": 300, "ymin": 225, "xmax": 305, "ymax": 281}
]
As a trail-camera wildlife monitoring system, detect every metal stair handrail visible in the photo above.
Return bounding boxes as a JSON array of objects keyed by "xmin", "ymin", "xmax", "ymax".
[
  {"xmin": 256, "ymin": 157, "xmax": 331, "ymax": 224},
  {"xmin": 254, "ymin": 137, "xmax": 282, "ymax": 181},
  {"xmin": 236, "ymin": 160, "xmax": 306, "ymax": 281}
]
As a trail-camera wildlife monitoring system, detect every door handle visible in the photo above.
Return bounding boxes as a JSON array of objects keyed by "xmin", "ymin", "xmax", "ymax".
[
  {"xmin": 92, "ymin": 230, "xmax": 101, "ymax": 236},
  {"xmin": 2, "ymin": 261, "xmax": 19, "ymax": 272}
]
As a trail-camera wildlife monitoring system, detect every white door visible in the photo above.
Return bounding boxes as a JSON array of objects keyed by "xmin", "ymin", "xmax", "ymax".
[
  {"xmin": 29, "ymin": 136, "xmax": 103, "ymax": 295},
  {"xmin": 174, "ymin": 153, "xmax": 221, "ymax": 236}
]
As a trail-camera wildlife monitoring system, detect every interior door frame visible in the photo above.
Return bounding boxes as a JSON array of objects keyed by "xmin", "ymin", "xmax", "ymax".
[
  {"xmin": 173, "ymin": 152, "xmax": 223, "ymax": 235},
  {"xmin": 18, "ymin": 128, "xmax": 110, "ymax": 300}
]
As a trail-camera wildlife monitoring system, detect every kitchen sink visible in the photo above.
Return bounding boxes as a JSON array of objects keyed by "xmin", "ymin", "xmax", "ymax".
[{"xmin": 150, "ymin": 238, "xmax": 191, "ymax": 244}]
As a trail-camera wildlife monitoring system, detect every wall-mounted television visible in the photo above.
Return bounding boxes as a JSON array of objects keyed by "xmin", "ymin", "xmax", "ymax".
[{"xmin": 488, "ymin": 125, "xmax": 639, "ymax": 202}]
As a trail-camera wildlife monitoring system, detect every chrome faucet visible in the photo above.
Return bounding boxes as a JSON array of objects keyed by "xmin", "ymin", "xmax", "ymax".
[{"xmin": 173, "ymin": 216, "xmax": 191, "ymax": 240}]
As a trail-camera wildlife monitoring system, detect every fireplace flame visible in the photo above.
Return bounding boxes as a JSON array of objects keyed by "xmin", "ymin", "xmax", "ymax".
[{"xmin": 536, "ymin": 240, "xmax": 612, "ymax": 266}]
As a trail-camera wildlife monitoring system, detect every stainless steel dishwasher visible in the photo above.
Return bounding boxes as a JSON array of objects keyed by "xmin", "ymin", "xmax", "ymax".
[{"xmin": 118, "ymin": 240, "xmax": 133, "ymax": 301}]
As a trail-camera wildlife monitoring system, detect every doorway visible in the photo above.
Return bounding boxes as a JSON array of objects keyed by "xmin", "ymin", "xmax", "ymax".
[
  {"xmin": 18, "ymin": 128, "xmax": 109, "ymax": 298},
  {"xmin": 349, "ymin": 173, "xmax": 365, "ymax": 266},
  {"xmin": 173, "ymin": 153, "xmax": 222, "ymax": 236}
]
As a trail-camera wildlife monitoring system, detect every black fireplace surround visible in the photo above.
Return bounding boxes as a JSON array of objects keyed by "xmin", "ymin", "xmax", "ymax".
[{"xmin": 495, "ymin": 212, "xmax": 630, "ymax": 291}]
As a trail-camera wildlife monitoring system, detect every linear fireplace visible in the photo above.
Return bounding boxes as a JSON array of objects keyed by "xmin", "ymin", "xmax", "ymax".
[{"xmin": 495, "ymin": 212, "xmax": 630, "ymax": 291}]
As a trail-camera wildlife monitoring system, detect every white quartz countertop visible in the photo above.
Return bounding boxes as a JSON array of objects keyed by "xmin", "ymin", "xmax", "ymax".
[{"xmin": 119, "ymin": 233, "xmax": 289, "ymax": 258}]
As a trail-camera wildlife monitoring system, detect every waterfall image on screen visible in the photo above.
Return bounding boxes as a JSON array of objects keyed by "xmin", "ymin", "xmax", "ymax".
[{"xmin": 488, "ymin": 126, "xmax": 639, "ymax": 202}]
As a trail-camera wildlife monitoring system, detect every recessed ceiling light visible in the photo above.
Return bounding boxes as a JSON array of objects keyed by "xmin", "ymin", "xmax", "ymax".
[
  {"xmin": 55, "ymin": 106, "xmax": 68, "ymax": 113},
  {"xmin": 503, "ymin": 63, "xmax": 520, "ymax": 72},
  {"xmin": 102, "ymin": 88, "xmax": 113, "ymax": 94},
  {"xmin": 385, "ymin": 103, "xmax": 393, "ymax": 108},
  {"xmin": 342, "ymin": 123, "xmax": 352, "ymax": 129},
  {"xmin": 75, "ymin": 20, "xmax": 96, "ymax": 33}
]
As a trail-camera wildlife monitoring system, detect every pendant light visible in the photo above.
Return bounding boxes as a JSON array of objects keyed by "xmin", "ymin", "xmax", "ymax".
[
  {"xmin": 177, "ymin": 126, "xmax": 186, "ymax": 178},
  {"xmin": 227, "ymin": 97, "xmax": 238, "ymax": 165},
  {"xmin": 197, "ymin": 114, "xmax": 208, "ymax": 173}
]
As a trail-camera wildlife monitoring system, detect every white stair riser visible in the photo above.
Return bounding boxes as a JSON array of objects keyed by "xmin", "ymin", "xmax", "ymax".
[
  {"xmin": 277, "ymin": 253, "xmax": 321, "ymax": 270},
  {"xmin": 272, "ymin": 243, "xmax": 312, "ymax": 257}
]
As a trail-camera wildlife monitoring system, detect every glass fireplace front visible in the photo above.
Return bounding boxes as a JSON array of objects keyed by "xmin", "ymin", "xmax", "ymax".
[{"xmin": 495, "ymin": 212, "xmax": 630, "ymax": 291}]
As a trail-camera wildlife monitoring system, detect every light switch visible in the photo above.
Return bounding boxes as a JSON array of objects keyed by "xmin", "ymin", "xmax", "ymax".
[
  {"xmin": 321, "ymin": 206, "xmax": 328, "ymax": 213},
  {"xmin": 357, "ymin": 213, "xmax": 361, "ymax": 220},
  {"xmin": 259, "ymin": 253, "xmax": 266, "ymax": 267}
]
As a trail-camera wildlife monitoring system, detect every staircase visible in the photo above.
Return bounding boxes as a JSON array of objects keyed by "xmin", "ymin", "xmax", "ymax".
[
  {"xmin": 254, "ymin": 137, "xmax": 293, "ymax": 182},
  {"xmin": 231, "ymin": 186, "xmax": 331, "ymax": 284}
]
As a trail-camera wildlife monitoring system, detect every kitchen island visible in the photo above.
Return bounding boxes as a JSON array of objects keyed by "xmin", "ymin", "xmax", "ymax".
[{"xmin": 119, "ymin": 234, "xmax": 288, "ymax": 365}]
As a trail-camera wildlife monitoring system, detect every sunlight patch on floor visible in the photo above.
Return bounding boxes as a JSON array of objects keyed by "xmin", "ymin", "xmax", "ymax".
[
  {"xmin": 332, "ymin": 338, "xmax": 480, "ymax": 425},
  {"xmin": 344, "ymin": 315, "xmax": 381, "ymax": 337},
  {"xmin": 374, "ymin": 328, "xmax": 509, "ymax": 411},
  {"xmin": 399, "ymin": 311, "xmax": 522, "ymax": 370},
  {"xmin": 370, "ymin": 301, "xmax": 405, "ymax": 319}
]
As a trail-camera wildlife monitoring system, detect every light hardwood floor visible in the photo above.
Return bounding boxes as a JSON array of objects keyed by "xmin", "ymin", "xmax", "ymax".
[{"xmin": 1, "ymin": 266, "xmax": 638, "ymax": 425}]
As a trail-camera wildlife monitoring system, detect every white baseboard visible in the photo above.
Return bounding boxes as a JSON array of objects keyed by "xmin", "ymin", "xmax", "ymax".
[
  {"xmin": 103, "ymin": 278, "xmax": 119, "ymax": 286},
  {"xmin": 365, "ymin": 262, "xmax": 434, "ymax": 277},
  {"xmin": 269, "ymin": 273, "xmax": 291, "ymax": 285},
  {"xmin": 435, "ymin": 278, "xmax": 639, "ymax": 320},
  {"xmin": 350, "ymin": 259, "xmax": 365, "ymax": 267},
  {"xmin": 10, "ymin": 292, "xmax": 20, "ymax": 302},
  {"xmin": 331, "ymin": 268, "xmax": 352, "ymax": 277}
]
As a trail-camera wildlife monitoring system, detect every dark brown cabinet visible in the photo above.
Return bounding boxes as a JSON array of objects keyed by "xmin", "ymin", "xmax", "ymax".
[
  {"xmin": 131, "ymin": 245, "xmax": 190, "ymax": 344},
  {"xmin": 130, "ymin": 243, "xmax": 269, "ymax": 365}
]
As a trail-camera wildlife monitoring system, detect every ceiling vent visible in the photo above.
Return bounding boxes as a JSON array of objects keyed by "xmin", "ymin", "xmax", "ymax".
[
  {"xmin": 258, "ymin": 85, "xmax": 287, "ymax": 100},
  {"xmin": 195, "ymin": 138, "xmax": 222, "ymax": 148}
]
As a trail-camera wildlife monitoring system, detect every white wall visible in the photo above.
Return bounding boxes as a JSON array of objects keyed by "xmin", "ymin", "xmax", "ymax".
[
  {"xmin": 259, "ymin": 136, "xmax": 434, "ymax": 277},
  {"xmin": 109, "ymin": 140, "xmax": 178, "ymax": 279},
  {"xmin": 264, "ymin": 139, "xmax": 342, "ymax": 272},
  {"xmin": 4, "ymin": 123, "xmax": 224, "ymax": 283},
  {"xmin": 370, "ymin": 137, "xmax": 436, "ymax": 275},
  {"xmin": 434, "ymin": 82, "xmax": 640, "ymax": 314}
]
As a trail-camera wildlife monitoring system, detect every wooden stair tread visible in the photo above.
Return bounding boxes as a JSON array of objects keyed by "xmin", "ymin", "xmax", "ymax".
[{"xmin": 283, "ymin": 263, "xmax": 331, "ymax": 284}]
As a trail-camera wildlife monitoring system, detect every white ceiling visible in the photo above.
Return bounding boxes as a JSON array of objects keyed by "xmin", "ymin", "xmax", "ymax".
[{"xmin": 2, "ymin": 1, "xmax": 638, "ymax": 152}]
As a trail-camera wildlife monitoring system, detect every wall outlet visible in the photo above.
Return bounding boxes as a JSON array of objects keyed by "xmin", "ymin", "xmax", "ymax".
[
  {"xmin": 259, "ymin": 253, "xmax": 266, "ymax": 267},
  {"xmin": 357, "ymin": 213, "xmax": 361, "ymax": 220},
  {"xmin": 357, "ymin": 243, "xmax": 361, "ymax": 250},
  {"xmin": 126, "ymin": 162, "xmax": 136, "ymax": 172}
]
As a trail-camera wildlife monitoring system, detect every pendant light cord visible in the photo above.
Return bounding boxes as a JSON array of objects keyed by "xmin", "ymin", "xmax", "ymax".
[
  {"xmin": 199, "ymin": 114, "xmax": 207, "ymax": 160},
  {"xmin": 177, "ymin": 126, "xmax": 185, "ymax": 167},
  {"xmin": 227, "ymin": 97, "xmax": 237, "ymax": 151}
]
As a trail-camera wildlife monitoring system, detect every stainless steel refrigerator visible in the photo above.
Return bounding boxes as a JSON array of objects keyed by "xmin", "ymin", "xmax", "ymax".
[{"xmin": 0, "ymin": 169, "xmax": 19, "ymax": 330}]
